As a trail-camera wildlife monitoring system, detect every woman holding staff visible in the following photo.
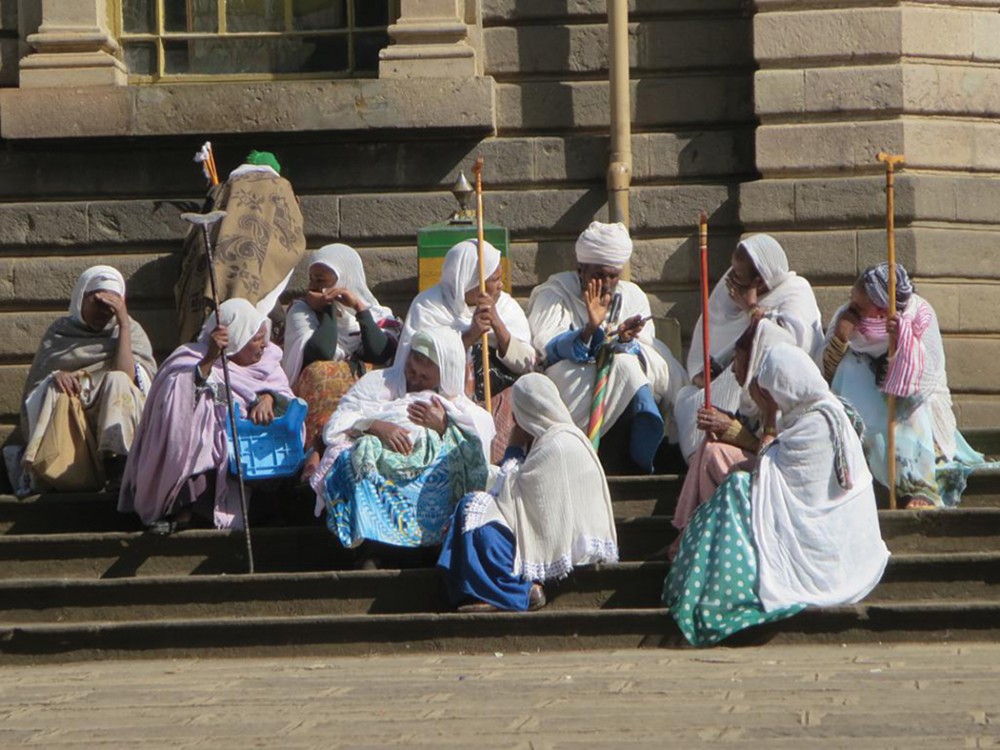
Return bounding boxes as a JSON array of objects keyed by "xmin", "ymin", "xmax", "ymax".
[
  {"xmin": 820, "ymin": 264, "xmax": 987, "ymax": 508},
  {"xmin": 673, "ymin": 234, "xmax": 824, "ymax": 464}
]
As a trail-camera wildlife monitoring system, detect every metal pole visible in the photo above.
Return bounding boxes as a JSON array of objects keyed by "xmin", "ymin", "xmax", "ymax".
[{"xmin": 607, "ymin": 0, "xmax": 632, "ymax": 277}]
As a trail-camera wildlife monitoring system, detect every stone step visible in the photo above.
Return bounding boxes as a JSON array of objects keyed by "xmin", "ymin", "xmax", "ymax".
[
  {"xmin": 5, "ymin": 599, "xmax": 1000, "ymax": 661},
  {"xmin": 4, "ymin": 467, "xmax": 999, "ymax": 536},
  {"xmin": 1, "ymin": 552, "xmax": 997, "ymax": 626},
  {"xmin": 3, "ymin": 509, "xmax": 1000, "ymax": 580}
]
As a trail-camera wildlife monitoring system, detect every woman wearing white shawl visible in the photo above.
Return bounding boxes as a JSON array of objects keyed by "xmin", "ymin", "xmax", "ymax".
[
  {"xmin": 673, "ymin": 234, "xmax": 823, "ymax": 463},
  {"xmin": 311, "ymin": 327, "xmax": 493, "ymax": 550},
  {"xmin": 670, "ymin": 319, "xmax": 794, "ymax": 552},
  {"xmin": 527, "ymin": 221, "xmax": 687, "ymax": 473},
  {"xmin": 282, "ymin": 244, "xmax": 400, "ymax": 447},
  {"xmin": 820, "ymin": 263, "xmax": 987, "ymax": 508},
  {"xmin": 664, "ymin": 344, "xmax": 889, "ymax": 646},
  {"xmin": 403, "ymin": 239, "xmax": 535, "ymax": 463},
  {"xmin": 438, "ymin": 373, "xmax": 619, "ymax": 612},
  {"xmin": 20, "ymin": 266, "xmax": 157, "ymax": 493}
]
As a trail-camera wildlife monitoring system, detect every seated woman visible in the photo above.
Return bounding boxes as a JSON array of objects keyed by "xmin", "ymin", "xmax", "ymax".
[
  {"xmin": 438, "ymin": 373, "xmax": 619, "ymax": 612},
  {"xmin": 20, "ymin": 265, "xmax": 157, "ymax": 493},
  {"xmin": 311, "ymin": 327, "xmax": 494, "ymax": 552},
  {"xmin": 282, "ymin": 244, "xmax": 400, "ymax": 448},
  {"xmin": 673, "ymin": 234, "xmax": 823, "ymax": 463},
  {"xmin": 118, "ymin": 298, "xmax": 298, "ymax": 530},
  {"xmin": 821, "ymin": 263, "xmax": 986, "ymax": 509},
  {"xmin": 402, "ymin": 239, "xmax": 535, "ymax": 463},
  {"xmin": 669, "ymin": 319, "xmax": 793, "ymax": 557},
  {"xmin": 664, "ymin": 344, "xmax": 890, "ymax": 647}
]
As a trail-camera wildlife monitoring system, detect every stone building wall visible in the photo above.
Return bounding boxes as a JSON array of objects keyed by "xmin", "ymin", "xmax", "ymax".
[{"xmin": 0, "ymin": 0, "xmax": 995, "ymax": 443}]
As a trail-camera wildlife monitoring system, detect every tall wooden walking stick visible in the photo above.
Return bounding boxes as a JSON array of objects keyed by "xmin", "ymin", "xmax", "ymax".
[
  {"xmin": 181, "ymin": 210, "xmax": 256, "ymax": 574},
  {"xmin": 472, "ymin": 157, "xmax": 492, "ymax": 413},
  {"xmin": 877, "ymin": 152, "xmax": 905, "ymax": 511},
  {"xmin": 699, "ymin": 212, "xmax": 712, "ymax": 410}
]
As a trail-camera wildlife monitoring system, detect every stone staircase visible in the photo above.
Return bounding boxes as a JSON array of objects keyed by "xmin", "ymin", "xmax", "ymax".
[{"xmin": 2, "ymin": 434, "xmax": 1000, "ymax": 661}]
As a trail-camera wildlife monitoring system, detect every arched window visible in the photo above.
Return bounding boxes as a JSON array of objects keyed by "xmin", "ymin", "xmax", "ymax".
[{"xmin": 117, "ymin": 0, "xmax": 393, "ymax": 81}]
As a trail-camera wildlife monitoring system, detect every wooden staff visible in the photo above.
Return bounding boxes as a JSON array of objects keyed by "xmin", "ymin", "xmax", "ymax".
[
  {"xmin": 699, "ymin": 211, "xmax": 712, "ymax": 409},
  {"xmin": 877, "ymin": 152, "xmax": 905, "ymax": 511},
  {"xmin": 472, "ymin": 157, "xmax": 492, "ymax": 413}
]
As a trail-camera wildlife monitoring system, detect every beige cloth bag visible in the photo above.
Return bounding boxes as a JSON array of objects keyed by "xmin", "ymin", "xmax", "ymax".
[{"xmin": 31, "ymin": 393, "xmax": 105, "ymax": 492}]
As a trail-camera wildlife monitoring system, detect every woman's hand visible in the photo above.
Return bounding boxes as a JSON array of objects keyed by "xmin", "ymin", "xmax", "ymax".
[
  {"xmin": 584, "ymin": 277, "xmax": 611, "ymax": 332},
  {"xmin": 726, "ymin": 275, "xmax": 758, "ymax": 312},
  {"xmin": 199, "ymin": 325, "xmax": 228, "ymax": 377},
  {"xmin": 304, "ymin": 288, "xmax": 336, "ymax": 313},
  {"xmin": 53, "ymin": 370, "xmax": 82, "ymax": 396},
  {"xmin": 886, "ymin": 315, "xmax": 899, "ymax": 349},
  {"xmin": 249, "ymin": 393, "xmax": 275, "ymax": 425},
  {"xmin": 94, "ymin": 290, "xmax": 129, "ymax": 324},
  {"xmin": 367, "ymin": 420, "xmax": 414, "ymax": 455},
  {"xmin": 834, "ymin": 306, "xmax": 861, "ymax": 343},
  {"xmin": 696, "ymin": 406, "xmax": 734, "ymax": 438},
  {"xmin": 408, "ymin": 396, "xmax": 448, "ymax": 436},
  {"xmin": 329, "ymin": 287, "xmax": 366, "ymax": 313}
]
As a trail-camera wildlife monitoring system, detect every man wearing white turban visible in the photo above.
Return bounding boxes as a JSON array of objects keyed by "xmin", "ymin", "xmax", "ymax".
[{"xmin": 527, "ymin": 221, "xmax": 687, "ymax": 473}]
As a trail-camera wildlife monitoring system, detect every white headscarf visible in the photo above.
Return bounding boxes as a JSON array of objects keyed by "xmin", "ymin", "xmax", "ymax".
[
  {"xmin": 70, "ymin": 265, "xmax": 126, "ymax": 326},
  {"xmin": 282, "ymin": 244, "xmax": 395, "ymax": 381},
  {"xmin": 199, "ymin": 298, "xmax": 268, "ymax": 356},
  {"xmin": 575, "ymin": 221, "xmax": 633, "ymax": 268},
  {"xmin": 464, "ymin": 373, "xmax": 619, "ymax": 581},
  {"xmin": 400, "ymin": 239, "xmax": 531, "ymax": 357},
  {"xmin": 322, "ymin": 326, "xmax": 494, "ymax": 461},
  {"xmin": 750, "ymin": 344, "xmax": 889, "ymax": 612},
  {"xmin": 686, "ymin": 234, "xmax": 822, "ymax": 377}
]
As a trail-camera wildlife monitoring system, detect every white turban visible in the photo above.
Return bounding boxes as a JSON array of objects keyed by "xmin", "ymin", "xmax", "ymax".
[
  {"xmin": 199, "ymin": 298, "xmax": 269, "ymax": 356},
  {"xmin": 575, "ymin": 221, "xmax": 633, "ymax": 268},
  {"xmin": 70, "ymin": 265, "xmax": 126, "ymax": 325}
]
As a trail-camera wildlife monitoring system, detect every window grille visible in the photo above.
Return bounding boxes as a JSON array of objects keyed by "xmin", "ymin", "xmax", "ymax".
[{"xmin": 116, "ymin": 0, "xmax": 393, "ymax": 82}]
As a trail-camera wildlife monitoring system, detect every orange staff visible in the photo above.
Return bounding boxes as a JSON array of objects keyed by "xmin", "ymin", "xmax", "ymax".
[
  {"xmin": 472, "ymin": 157, "xmax": 492, "ymax": 413},
  {"xmin": 877, "ymin": 152, "xmax": 905, "ymax": 510},
  {"xmin": 699, "ymin": 211, "xmax": 712, "ymax": 409}
]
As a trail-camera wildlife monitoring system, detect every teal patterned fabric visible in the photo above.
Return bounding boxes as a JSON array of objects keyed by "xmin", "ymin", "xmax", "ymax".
[
  {"xmin": 663, "ymin": 471, "xmax": 805, "ymax": 647},
  {"xmin": 325, "ymin": 424, "xmax": 487, "ymax": 548}
]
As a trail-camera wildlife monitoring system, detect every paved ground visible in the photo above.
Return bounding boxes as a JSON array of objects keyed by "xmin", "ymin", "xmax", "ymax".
[{"xmin": 0, "ymin": 643, "xmax": 998, "ymax": 749}]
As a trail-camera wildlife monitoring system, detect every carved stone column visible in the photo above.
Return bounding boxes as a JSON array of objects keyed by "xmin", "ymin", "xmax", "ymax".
[
  {"xmin": 19, "ymin": 0, "xmax": 125, "ymax": 88},
  {"xmin": 379, "ymin": 0, "xmax": 479, "ymax": 79}
]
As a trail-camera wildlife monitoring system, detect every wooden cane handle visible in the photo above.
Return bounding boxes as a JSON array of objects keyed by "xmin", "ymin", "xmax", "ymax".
[{"xmin": 877, "ymin": 152, "xmax": 905, "ymax": 167}]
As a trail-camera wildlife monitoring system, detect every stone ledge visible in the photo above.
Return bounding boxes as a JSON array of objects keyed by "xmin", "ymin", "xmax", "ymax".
[{"xmin": 0, "ymin": 77, "xmax": 497, "ymax": 140}]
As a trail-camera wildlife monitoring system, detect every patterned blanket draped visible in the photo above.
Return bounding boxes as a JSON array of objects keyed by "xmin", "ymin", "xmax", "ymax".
[{"xmin": 175, "ymin": 170, "xmax": 306, "ymax": 342}]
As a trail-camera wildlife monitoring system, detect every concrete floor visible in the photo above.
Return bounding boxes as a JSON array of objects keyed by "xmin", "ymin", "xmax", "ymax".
[{"xmin": 0, "ymin": 643, "xmax": 998, "ymax": 749}]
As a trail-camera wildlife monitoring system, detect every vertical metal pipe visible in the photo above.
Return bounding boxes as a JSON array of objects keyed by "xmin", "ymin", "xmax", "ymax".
[{"xmin": 607, "ymin": 0, "xmax": 632, "ymax": 229}]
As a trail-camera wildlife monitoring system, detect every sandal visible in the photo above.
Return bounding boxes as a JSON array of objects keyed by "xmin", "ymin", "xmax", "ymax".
[
  {"xmin": 457, "ymin": 600, "xmax": 499, "ymax": 613},
  {"xmin": 904, "ymin": 497, "xmax": 935, "ymax": 510}
]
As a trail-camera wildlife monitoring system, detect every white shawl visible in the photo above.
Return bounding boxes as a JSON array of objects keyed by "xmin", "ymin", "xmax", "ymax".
[
  {"xmin": 282, "ymin": 244, "xmax": 395, "ymax": 382},
  {"xmin": 401, "ymin": 239, "xmax": 532, "ymax": 362},
  {"xmin": 527, "ymin": 271, "xmax": 687, "ymax": 437},
  {"xmin": 822, "ymin": 295, "xmax": 956, "ymax": 459},
  {"xmin": 750, "ymin": 344, "xmax": 889, "ymax": 612},
  {"xmin": 322, "ymin": 326, "xmax": 494, "ymax": 462},
  {"xmin": 465, "ymin": 374, "xmax": 618, "ymax": 581},
  {"xmin": 687, "ymin": 234, "xmax": 824, "ymax": 377}
]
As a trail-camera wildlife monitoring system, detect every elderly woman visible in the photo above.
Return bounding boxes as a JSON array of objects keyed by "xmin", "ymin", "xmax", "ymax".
[
  {"xmin": 402, "ymin": 239, "xmax": 535, "ymax": 463},
  {"xmin": 669, "ymin": 319, "xmax": 793, "ymax": 557},
  {"xmin": 663, "ymin": 344, "xmax": 890, "ymax": 647},
  {"xmin": 21, "ymin": 266, "xmax": 156, "ymax": 493},
  {"xmin": 118, "ymin": 298, "xmax": 297, "ymax": 531},
  {"xmin": 527, "ymin": 221, "xmax": 686, "ymax": 473},
  {"xmin": 673, "ymin": 234, "xmax": 823, "ymax": 463},
  {"xmin": 821, "ymin": 263, "xmax": 986, "ymax": 509},
  {"xmin": 437, "ymin": 373, "xmax": 619, "ymax": 612},
  {"xmin": 282, "ymin": 244, "xmax": 401, "ymax": 447},
  {"xmin": 311, "ymin": 327, "xmax": 494, "ymax": 552}
]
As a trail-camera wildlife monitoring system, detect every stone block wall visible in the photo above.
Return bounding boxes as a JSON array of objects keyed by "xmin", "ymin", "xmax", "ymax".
[{"xmin": 0, "ymin": 0, "xmax": 996, "ymax": 441}]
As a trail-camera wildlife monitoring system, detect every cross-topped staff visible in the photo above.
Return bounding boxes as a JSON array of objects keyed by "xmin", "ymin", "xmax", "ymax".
[
  {"xmin": 472, "ymin": 157, "xmax": 492, "ymax": 413},
  {"xmin": 180, "ymin": 209, "xmax": 256, "ymax": 573},
  {"xmin": 877, "ymin": 151, "xmax": 905, "ymax": 511}
]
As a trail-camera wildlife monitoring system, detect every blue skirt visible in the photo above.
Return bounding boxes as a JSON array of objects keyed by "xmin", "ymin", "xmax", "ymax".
[{"xmin": 437, "ymin": 494, "xmax": 533, "ymax": 611}]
